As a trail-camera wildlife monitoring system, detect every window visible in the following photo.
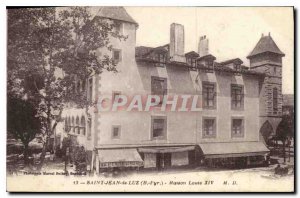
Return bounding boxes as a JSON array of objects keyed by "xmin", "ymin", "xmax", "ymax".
[
  {"xmin": 273, "ymin": 87, "xmax": 278, "ymax": 113},
  {"xmin": 234, "ymin": 64, "xmax": 241, "ymax": 71},
  {"xmin": 202, "ymin": 82, "xmax": 216, "ymax": 109},
  {"xmin": 76, "ymin": 81, "xmax": 81, "ymax": 94},
  {"xmin": 114, "ymin": 22, "xmax": 123, "ymax": 34},
  {"xmin": 151, "ymin": 116, "xmax": 167, "ymax": 139},
  {"xmin": 88, "ymin": 78, "xmax": 93, "ymax": 101},
  {"xmin": 67, "ymin": 117, "xmax": 71, "ymax": 132},
  {"xmin": 112, "ymin": 91, "xmax": 121, "ymax": 103},
  {"xmin": 234, "ymin": 64, "xmax": 241, "ymax": 75},
  {"xmin": 87, "ymin": 119, "xmax": 92, "ymax": 140},
  {"xmin": 75, "ymin": 116, "xmax": 80, "ymax": 134},
  {"xmin": 80, "ymin": 116, "xmax": 86, "ymax": 136},
  {"xmin": 72, "ymin": 117, "xmax": 75, "ymax": 133},
  {"xmin": 112, "ymin": 49, "xmax": 122, "ymax": 64},
  {"xmin": 151, "ymin": 76, "xmax": 167, "ymax": 96},
  {"xmin": 82, "ymin": 79, "xmax": 86, "ymax": 92},
  {"xmin": 203, "ymin": 118, "xmax": 216, "ymax": 138},
  {"xmin": 232, "ymin": 118, "xmax": 244, "ymax": 137},
  {"xmin": 187, "ymin": 57, "xmax": 197, "ymax": 70},
  {"xmin": 231, "ymin": 84, "xmax": 244, "ymax": 109},
  {"xmin": 64, "ymin": 118, "xmax": 68, "ymax": 132},
  {"xmin": 155, "ymin": 53, "xmax": 166, "ymax": 67},
  {"xmin": 112, "ymin": 125, "xmax": 121, "ymax": 139},
  {"xmin": 203, "ymin": 60, "xmax": 214, "ymax": 72}
]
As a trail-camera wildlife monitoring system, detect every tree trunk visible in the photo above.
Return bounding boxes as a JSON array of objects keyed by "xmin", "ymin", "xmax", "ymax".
[
  {"xmin": 37, "ymin": 137, "xmax": 49, "ymax": 170},
  {"xmin": 283, "ymin": 140, "xmax": 286, "ymax": 163}
]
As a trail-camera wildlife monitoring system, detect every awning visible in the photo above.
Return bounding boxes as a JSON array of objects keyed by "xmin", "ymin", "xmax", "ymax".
[
  {"xmin": 199, "ymin": 142, "xmax": 269, "ymax": 159},
  {"xmin": 98, "ymin": 149, "xmax": 143, "ymax": 168},
  {"xmin": 138, "ymin": 146, "xmax": 195, "ymax": 153}
]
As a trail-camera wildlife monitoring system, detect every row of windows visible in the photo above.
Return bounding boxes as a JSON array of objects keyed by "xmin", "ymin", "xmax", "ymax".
[
  {"xmin": 110, "ymin": 117, "xmax": 245, "ymax": 140},
  {"xmin": 151, "ymin": 77, "xmax": 244, "ymax": 110},
  {"xmin": 72, "ymin": 78, "xmax": 93, "ymax": 101},
  {"xmin": 64, "ymin": 116, "xmax": 92, "ymax": 139}
]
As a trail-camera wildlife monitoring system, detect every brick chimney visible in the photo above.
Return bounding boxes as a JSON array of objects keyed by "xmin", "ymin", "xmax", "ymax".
[
  {"xmin": 169, "ymin": 23, "xmax": 185, "ymax": 62},
  {"xmin": 198, "ymin": 35, "xmax": 209, "ymax": 57}
]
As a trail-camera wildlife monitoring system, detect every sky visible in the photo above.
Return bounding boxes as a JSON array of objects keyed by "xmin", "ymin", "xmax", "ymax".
[{"xmin": 126, "ymin": 7, "xmax": 294, "ymax": 94}]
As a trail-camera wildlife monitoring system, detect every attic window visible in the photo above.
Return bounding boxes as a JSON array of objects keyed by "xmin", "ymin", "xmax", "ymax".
[
  {"xmin": 234, "ymin": 64, "xmax": 242, "ymax": 75},
  {"xmin": 187, "ymin": 57, "xmax": 197, "ymax": 70},
  {"xmin": 203, "ymin": 60, "xmax": 214, "ymax": 73},
  {"xmin": 155, "ymin": 53, "xmax": 166, "ymax": 67}
]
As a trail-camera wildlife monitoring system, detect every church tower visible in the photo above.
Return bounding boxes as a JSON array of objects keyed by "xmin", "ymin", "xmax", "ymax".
[{"xmin": 247, "ymin": 33, "xmax": 285, "ymax": 142}]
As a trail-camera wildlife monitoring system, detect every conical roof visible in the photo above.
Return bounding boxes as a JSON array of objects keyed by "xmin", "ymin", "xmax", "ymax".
[{"xmin": 247, "ymin": 34, "xmax": 285, "ymax": 58}]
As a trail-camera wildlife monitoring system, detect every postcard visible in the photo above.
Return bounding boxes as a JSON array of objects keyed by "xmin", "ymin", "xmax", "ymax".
[{"xmin": 6, "ymin": 6, "xmax": 294, "ymax": 192}]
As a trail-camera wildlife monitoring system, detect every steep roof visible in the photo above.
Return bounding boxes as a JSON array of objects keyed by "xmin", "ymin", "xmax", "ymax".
[
  {"xmin": 247, "ymin": 35, "xmax": 285, "ymax": 58},
  {"xmin": 185, "ymin": 51, "xmax": 199, "ymax": 57},
  {"xmin": 94, "ymin": 7, "xmax": 138, "ymax": 25},
  {"xmin": 220, "ymin": 58, "xmax": 243, "ymax": 65},
  {"xmin": 135, "ymin": 46, "xmax": 154, "ymax": 57}
]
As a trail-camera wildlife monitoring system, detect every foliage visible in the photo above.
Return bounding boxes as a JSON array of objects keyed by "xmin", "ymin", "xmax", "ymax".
[
  {"xmin": 7, "ymin": 7, "xmax": 126, "ymax": 169},
  {"xmin": 7, "ymin": 95, "xmax": 41, "ymax": 164},
  {"xmin": 276, "ymin": 115, "xmax": 294, "ymax": 141}
]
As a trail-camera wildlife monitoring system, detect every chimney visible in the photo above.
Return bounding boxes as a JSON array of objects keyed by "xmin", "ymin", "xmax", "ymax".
[
  {"xmin": 169, "ymin": 23, "xmax": 185, "ymax": 62},
  {"xmin": 198, "ymin": 35, "xmax": 209, "ymax": 57}
]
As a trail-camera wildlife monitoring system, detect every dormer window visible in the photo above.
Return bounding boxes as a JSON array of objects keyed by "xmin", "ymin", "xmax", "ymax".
[
  {"xmin": 197, "ymin": 54, "xmax": 216, "ymax": 73},
  {"xmin": 234, "ymin": 63, "xmax": 242, "ymax": 75},
  {"xmin": 187, "ymin": 57, "xmax": 197, "ymax": 70},
  {"xmin": 234, "ymin": 64, "xmax": 241, "ymax": 71},
  {"xmin": 155, "ymin": 53, "xmax": 166, "ymax": 67},
  {"xmin": 205, "ymin": 60, "xmax": 214, "ymax": 72}
]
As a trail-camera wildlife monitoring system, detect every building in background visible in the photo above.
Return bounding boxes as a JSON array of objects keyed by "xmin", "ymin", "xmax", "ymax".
[
  {"xmin": 56, "ymin": 7, "xmax": 287, "ymax": 173},
  {"xmin": 282, "ymin": 94, "xmax": 294, "ymax": 116}
]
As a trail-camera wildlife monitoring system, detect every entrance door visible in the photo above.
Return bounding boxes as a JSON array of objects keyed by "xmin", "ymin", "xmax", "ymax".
[
  {"xmin": 156, "ymin": 153, "xmax": 162, "ymax": 170},
  {"xmin": 163, "ymin": 153, "xmax": 171, "ymax": 168},
  {"xmin": 156, "ymin": 153, "xmax": 171, "ymax": 170}
]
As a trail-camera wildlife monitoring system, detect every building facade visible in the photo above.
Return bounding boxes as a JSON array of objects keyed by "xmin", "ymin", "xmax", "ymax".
[{"xmin": 57, "ymin": 7, "xmax": 285, "ymax": 172}]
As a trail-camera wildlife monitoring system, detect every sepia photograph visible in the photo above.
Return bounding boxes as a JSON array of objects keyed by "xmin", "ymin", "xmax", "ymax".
[{"xmin": 6, "ymin": 6, "xmax": 294, "ymax": 192}]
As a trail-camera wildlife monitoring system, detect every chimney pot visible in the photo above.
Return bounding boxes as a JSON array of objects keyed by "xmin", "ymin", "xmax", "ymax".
[
  {"xmin": 169, "ymin": 23, "xmax": 185, "ymax": 62},
  {"xmin": 198, "ymin": 35, "xmax": 209, "ymax": 57}
]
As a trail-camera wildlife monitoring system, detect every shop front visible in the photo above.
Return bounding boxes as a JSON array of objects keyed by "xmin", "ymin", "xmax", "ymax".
[
  {"xmin": 138, "ymin": 146, "xmax": 195, "ymax": 170},
  {"xmin": 95, "ymin": 148, "xmax": 144, "ymax": 173},
  {"xmin": 198, "ymin": 142, "xmax": 270, "ymax": 168}
]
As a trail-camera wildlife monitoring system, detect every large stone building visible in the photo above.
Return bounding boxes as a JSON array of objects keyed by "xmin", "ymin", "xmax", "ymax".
[{"xmin": 57, "ymin": 7, "xmax": 284, "ymax": 173}]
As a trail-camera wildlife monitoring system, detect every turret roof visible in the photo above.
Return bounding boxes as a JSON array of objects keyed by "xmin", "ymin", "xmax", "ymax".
[{"xmin": 247, "ymin": 34, "xmax": 285, "ymax": 58}]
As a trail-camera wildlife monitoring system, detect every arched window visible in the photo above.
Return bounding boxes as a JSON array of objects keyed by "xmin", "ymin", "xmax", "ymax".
[
  {"xmin": 72, "ymin": 117, "xmax": 75, "ymax": 133},
  {"xmin": 76, "ymin": 116, "xmax": 80, "ymax": 134},
  {"xmin": 64, "ymin": 117, "xmax": 68, "ymax": 132},
  {"xmin": 80, "ymin": 116, "xmax": 86, "ymax": 135},
  {"xmin": 87, "ymin": 119, "xmax": 92, "ymax": 140},
  {"xmin": 273, "ymin": 87, "xmax": 278, "ymax": 113}
]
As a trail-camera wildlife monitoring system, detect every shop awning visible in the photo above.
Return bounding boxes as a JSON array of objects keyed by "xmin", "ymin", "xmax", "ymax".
[
  {"xmin": 138, "ymin": 146, "xmax": 195, "ymax": 153},
  {"xmin": 199, "ymin": 142, "xmax": 269, "ymax": 159},
  {"xmin": 98, "ymin": 149, "xmax": 143, "ymax": 168}
]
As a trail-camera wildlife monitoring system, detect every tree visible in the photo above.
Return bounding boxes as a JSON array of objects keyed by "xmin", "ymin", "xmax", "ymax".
[
  {"xmin": 276, "ymin": 115, "xmax": 294, "ymax": 163},
  {"xmin": 7, "ymin": 95, "xmax": 41, "ymax": 164},
  {"xmin": 7, "ymin": 7, "xmax": 125, "ymax": 170}
]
